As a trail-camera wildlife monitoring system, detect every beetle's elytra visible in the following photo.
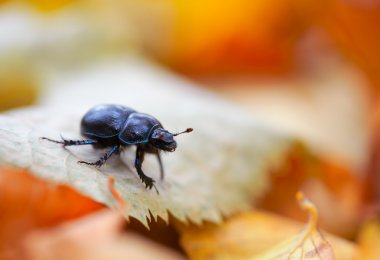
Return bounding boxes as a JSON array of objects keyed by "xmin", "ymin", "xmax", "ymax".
[{"xmin": 42, "ymin": 104, "xmax": 192, "ymax": 192}]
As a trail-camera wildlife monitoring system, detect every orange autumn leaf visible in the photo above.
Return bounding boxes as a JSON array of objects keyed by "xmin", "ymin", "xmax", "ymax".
[
  {"xmin": 179, "ymin": 193, "xmax": 357, "ymax": 260},
  {"xmin": 258, "ymin": 147, "xmax": 364, "ymax": 238},
  {"xmin": 121, "ymin": 0, "xmax": 326, "ymax": 75},
  {"xmin": 323, "ymin": 0, "xmax": 380, "ymax": 88},
  {"xmin": 365, "ymin": 100, "xmax": 380, "ymax": 208},
  {"xmin": 0, "ymin": 166, "xmax": 104, "ymax": 260},
  {"xmin": 303, "ymin": 159, "xmax": 364, "ymax": 238},
  {"xmin": 168, "ymin": 0, "xmax": 300, "ymax": 74},
  {"xmin": 23, "ymin": 210, "xmax": 185, "ymax": 260},
  {"xmin": 256, "ymin": 144, "xmax": 310, "ymax": 224}
]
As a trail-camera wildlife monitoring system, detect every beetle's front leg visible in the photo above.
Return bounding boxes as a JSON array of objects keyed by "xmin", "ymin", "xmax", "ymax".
[{"xmin": 135, "ymin": 147, "xmax": 159, "ymax": 193}]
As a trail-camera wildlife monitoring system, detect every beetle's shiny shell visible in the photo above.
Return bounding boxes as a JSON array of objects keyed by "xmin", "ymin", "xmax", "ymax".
[
  {"xmin": 80, "ymin": 104, "xmax": 161, "ymax": 144},
  {"xmin": 118, "ymin": 113, "xmax": 161, "ymax": 144}
]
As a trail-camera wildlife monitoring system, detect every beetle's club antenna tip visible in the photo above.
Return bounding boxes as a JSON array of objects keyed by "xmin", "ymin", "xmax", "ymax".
[{"xmin": 173, "ymin": 128, "xmax": 193, "ymax": 136}]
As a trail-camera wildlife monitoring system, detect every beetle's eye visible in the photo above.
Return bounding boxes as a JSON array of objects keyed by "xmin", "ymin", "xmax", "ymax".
[{"xmin": 158, "ymin": 133, "xmax": 164, "ymax": 140}]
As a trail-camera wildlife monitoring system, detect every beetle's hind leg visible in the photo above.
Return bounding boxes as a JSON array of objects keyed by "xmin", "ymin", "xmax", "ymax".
[
  {"xmin": 41, "ymin": 136, "xmax": 97, "ymax": 146},
  {"xmin": 78, "ymin": 145, "xmax": 120, "ymax": 168}
]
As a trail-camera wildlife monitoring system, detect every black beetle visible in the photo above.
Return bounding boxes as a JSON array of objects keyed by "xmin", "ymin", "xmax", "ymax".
[{"xmin": 42, "ymin": 104, "xmax": 192, "ymax": 192}]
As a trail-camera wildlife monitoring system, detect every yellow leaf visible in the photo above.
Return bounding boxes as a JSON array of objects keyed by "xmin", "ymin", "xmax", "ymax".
[
  {"xmin": 0, "ymin": 64, "xmax": 38, "ymax": 112},
  {"xmin": 179, "ymin": 193, "xmax": 357, "ymax": 260},
  {"xmin": 251, "ymin": 192, "xmax": 334, "ymax": 259},
  {"xmin": 353, "ymin": 220, "xmax": 380, "ymax": 260}
]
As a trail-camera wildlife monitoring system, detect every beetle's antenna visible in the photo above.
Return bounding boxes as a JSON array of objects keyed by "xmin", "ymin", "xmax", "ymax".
[{"xmin": 173, "ymin": 128, "xmax": 193, "ymax": 136}]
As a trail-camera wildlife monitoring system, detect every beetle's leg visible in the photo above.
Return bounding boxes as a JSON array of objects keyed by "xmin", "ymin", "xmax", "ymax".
[
  {"xmin": 155, "ymin": 151, "xmax": 164, "ymax": 180},
  {"xmin": 135, "ymin": 147, "xmax": 159, "ymax": 194},
  {"xmin": 41, "ymin": 136, "xmax": 97, "ymax": 147},
  {"xmin": 78, "ymin": 145, "xmax": 119, "ymax": 168}
]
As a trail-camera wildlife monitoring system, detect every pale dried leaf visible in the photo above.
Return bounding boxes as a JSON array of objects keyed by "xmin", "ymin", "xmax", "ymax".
[{"xmin": 0, "ymin": 59, "xmax": 295, "ymax": 226}]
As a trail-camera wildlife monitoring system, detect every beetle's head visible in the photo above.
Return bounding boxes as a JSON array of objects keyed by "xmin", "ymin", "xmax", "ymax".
[{"xmin": 150, "ymin": 127, "xmax": 193, "ymax": 152}]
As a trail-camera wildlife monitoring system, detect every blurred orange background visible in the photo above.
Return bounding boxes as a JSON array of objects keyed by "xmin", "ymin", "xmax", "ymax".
[{"xmin": 1, "ymin": 0, "xmax": 380, "ymax": 257}]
